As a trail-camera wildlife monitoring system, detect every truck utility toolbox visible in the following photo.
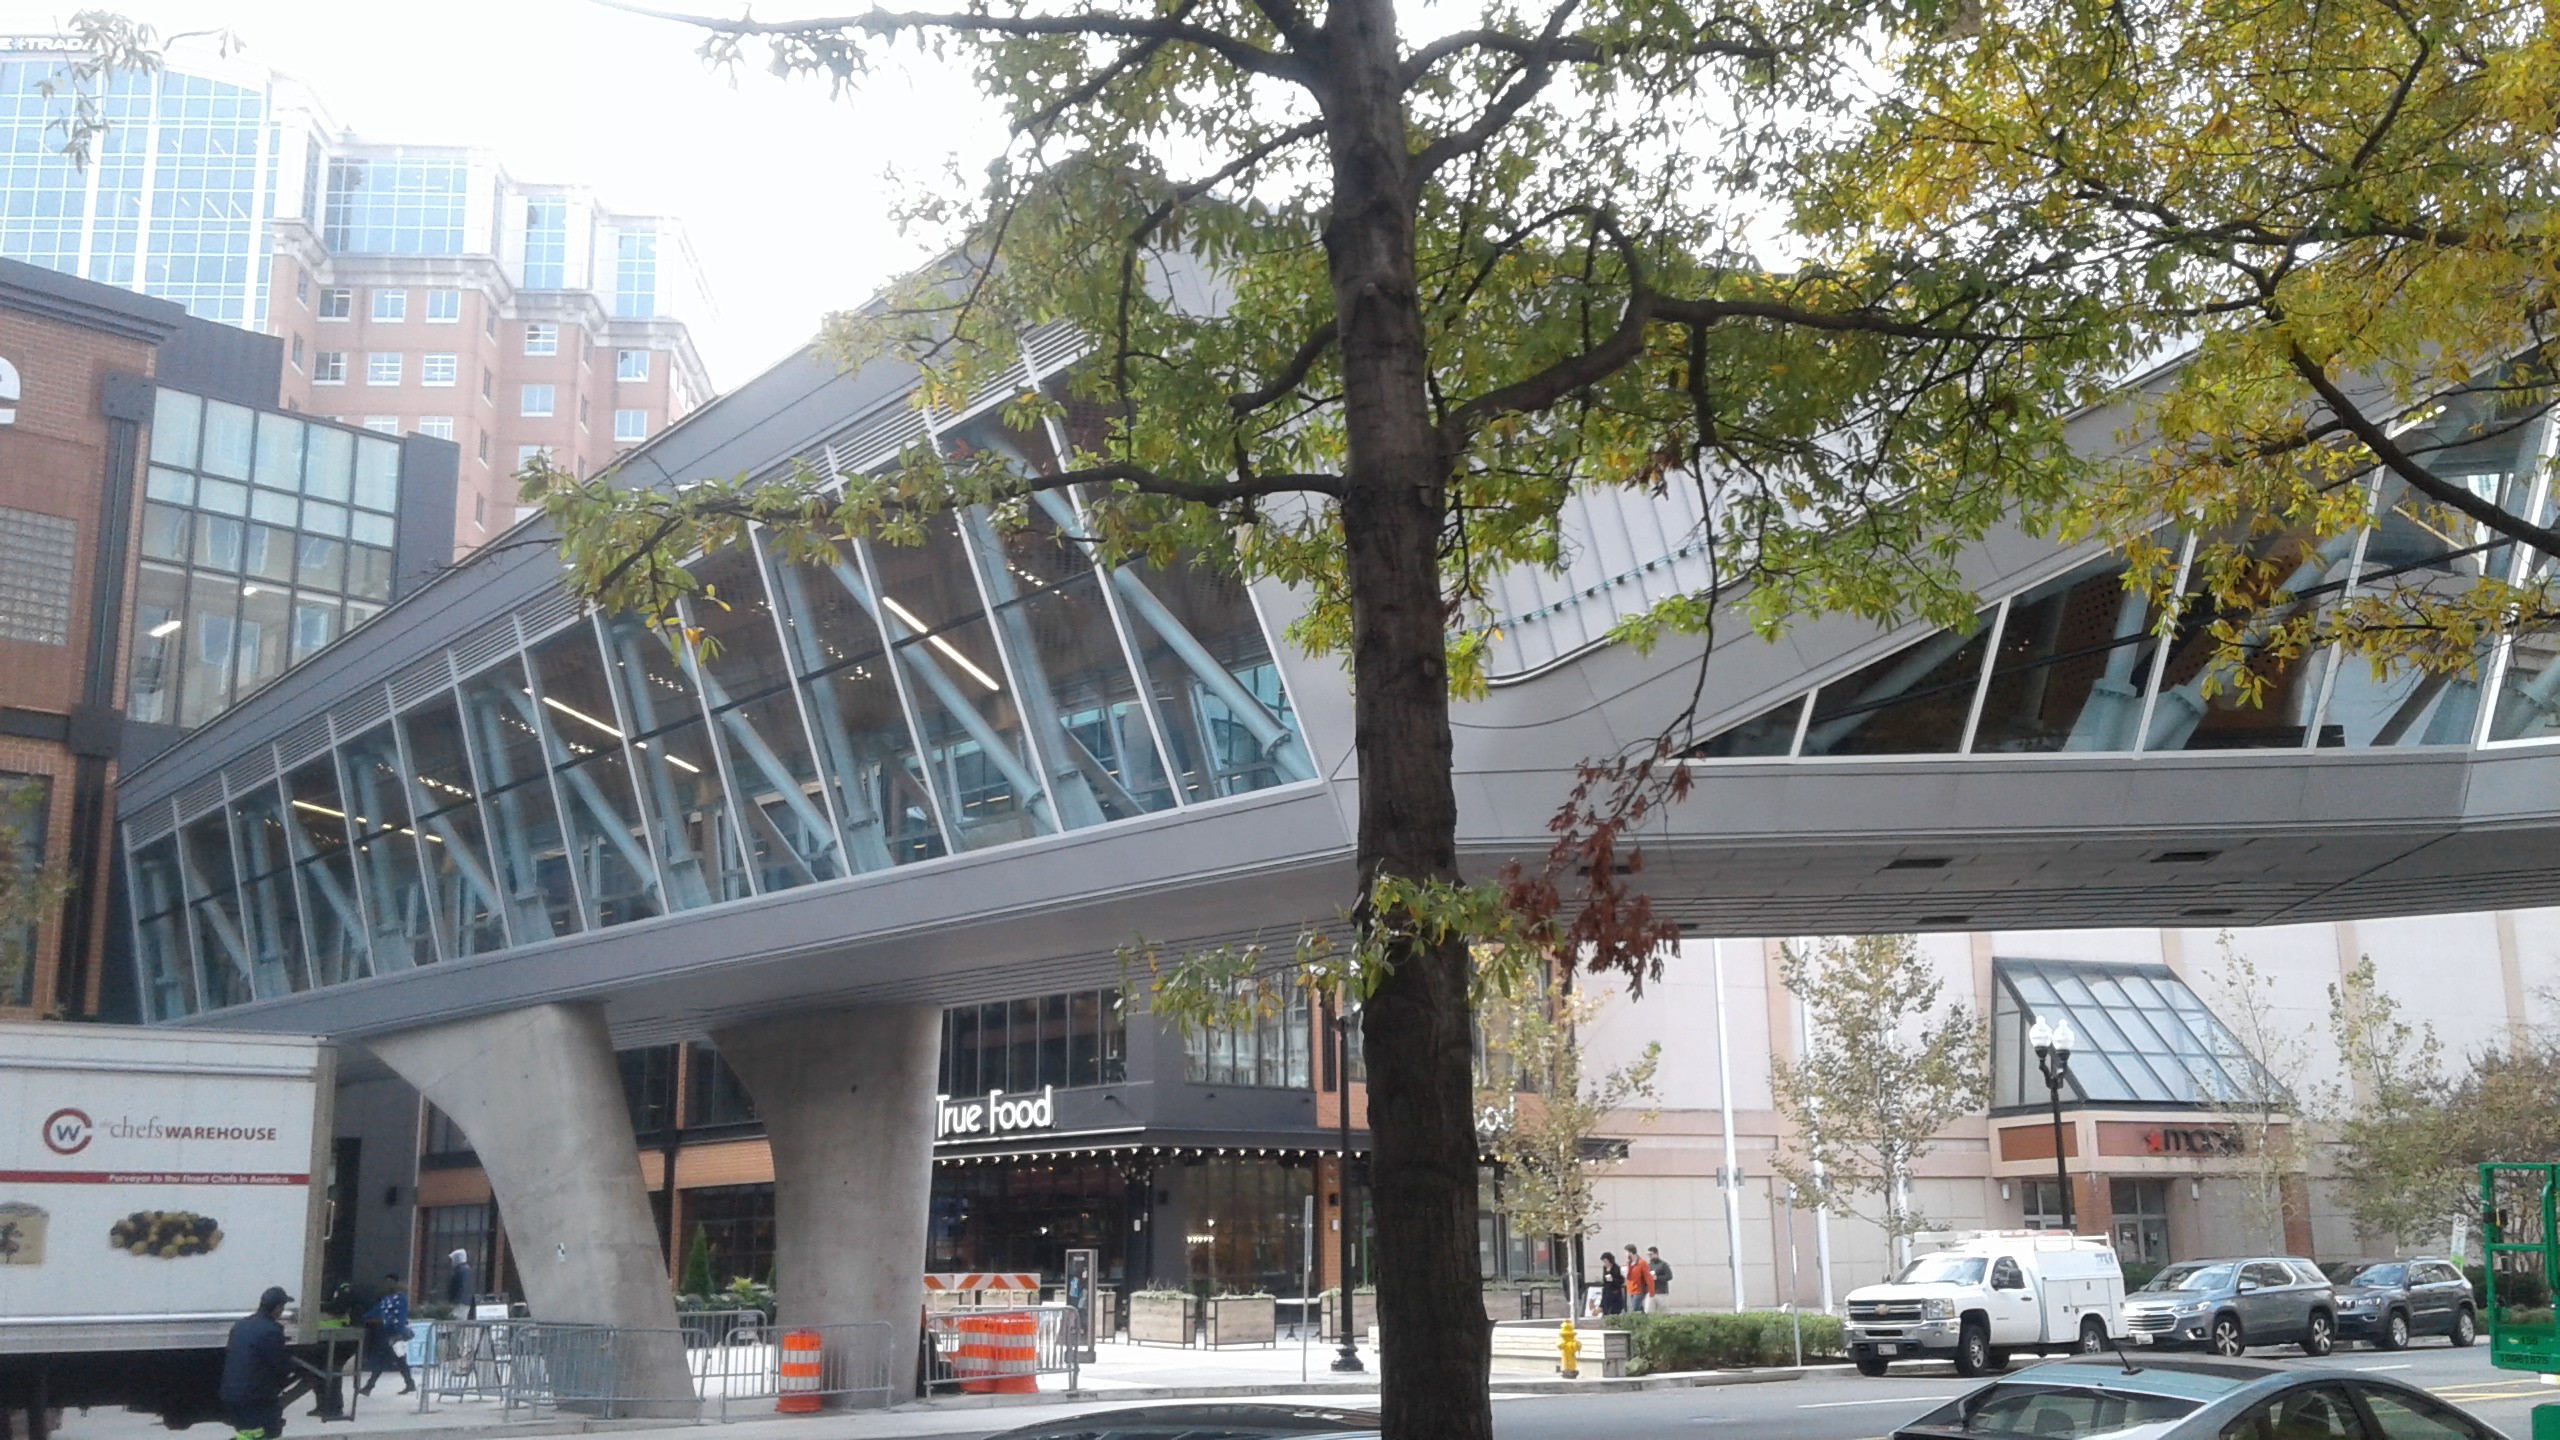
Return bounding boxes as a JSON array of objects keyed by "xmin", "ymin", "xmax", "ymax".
[{"xmin": 0, "ymin": 1022, "xmax": 334, "ymax": 1426}]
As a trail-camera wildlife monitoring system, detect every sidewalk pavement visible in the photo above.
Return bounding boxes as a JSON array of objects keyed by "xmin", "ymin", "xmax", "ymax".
[{"xmin": 52, "ymin": 1333, "xmax": 1810, "ymax": 1440}]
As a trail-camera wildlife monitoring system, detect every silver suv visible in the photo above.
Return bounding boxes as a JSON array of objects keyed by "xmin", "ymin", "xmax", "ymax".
[{"xmin": 2119, "ymin": 1256, "xmax": 2336, "ymax": 1357}]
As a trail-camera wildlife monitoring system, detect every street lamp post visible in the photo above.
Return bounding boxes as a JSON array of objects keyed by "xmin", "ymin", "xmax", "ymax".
[
  {"xmin": 1332, "ymin": 1000, "xmax": 1365, "ymax": 1374},
  {"xmin": 2029, "ymin": 1018, "xmax": 2078, "ymax": 1233}
]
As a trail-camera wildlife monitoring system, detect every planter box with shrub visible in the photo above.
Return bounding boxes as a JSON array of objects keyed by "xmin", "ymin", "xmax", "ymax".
[
  {"xmin": 1321, "ymin": 1289, "xmax": 1376, "ymax": 1341},
  {"xmin": 1203, "ymin": 1294, "xmax": 1277, "ymax": 1347},
  {"xmin": 1129, "ymin": 1292, "xmax": 1198, "ymax": 1346}
]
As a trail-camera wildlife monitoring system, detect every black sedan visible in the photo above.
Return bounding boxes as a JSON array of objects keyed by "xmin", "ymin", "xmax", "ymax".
[
  {"xmin": 985, "ymin": 1404, "xmax": 1382, "ymax": 1440},
  {"xmin": 1890, "ymin": 1355, "xmax": 2506, "ymax": 1438}
]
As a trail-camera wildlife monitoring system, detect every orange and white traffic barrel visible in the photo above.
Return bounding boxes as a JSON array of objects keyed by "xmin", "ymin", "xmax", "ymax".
[{"xmin": 777, "ymin": 1329, "xmax": 823, "ymax": 1413}]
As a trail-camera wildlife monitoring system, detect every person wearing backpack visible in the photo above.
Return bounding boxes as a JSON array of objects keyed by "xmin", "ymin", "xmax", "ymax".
[{"xmin": 1647, "ymin": 1247, "xmax": 1673, "ymax": 1306}]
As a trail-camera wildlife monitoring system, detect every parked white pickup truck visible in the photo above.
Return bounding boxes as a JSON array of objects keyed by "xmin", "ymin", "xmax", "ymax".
[{"xmin": 1844, "ymin": 1231, "xmax": 2125, "ymax": 1376}]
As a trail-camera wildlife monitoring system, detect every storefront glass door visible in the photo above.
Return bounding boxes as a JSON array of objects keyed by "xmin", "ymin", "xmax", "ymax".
[{"xmin": 2111, "ymin": 1178, "xmax": 2171, "ymax": 1266}]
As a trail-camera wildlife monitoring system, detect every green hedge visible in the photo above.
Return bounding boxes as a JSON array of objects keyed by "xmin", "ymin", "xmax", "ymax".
[
  {"xmin": 1601, "ymin": 1311, "xmax": 1844, "ymax": 1373},
  {"xmin": 2465, "ymin": 1265, "xmax": 2551, "ymax": 1312}
]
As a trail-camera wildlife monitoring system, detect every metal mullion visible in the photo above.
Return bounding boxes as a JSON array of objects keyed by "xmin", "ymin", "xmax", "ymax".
[
  {"xmin": 743, "ymin": 522, "xmax": 853, "ymax": 868},
  {"xmin": 1019, "ymin": 338, "xmax": 1187, "ymax": 809},
  {"xmin": 1785, "ymin": 690, "xmax": 1813, "ymax": 758},
  {"xmin": 671, "ymin": 591, "xmax": 766, "ymax": 897},
  {"xmin": 585, "ymin": 609, "xmax": 679, "ymax": 911},
  {"xmin": 1958, "ymin": 598, "xmax": 2007, "ymax": 754},
  {"xmin": 321, "ymin": 712, "xmax": 383, "ymax": 980},
  {"xmin": 2478, "ymin": 426, "xmax": 2559, "ymax": 747},
  {"xmin": 511, "ymin": 617, "xmax": 593, "ymax": 931},
  {"xmin": 251, "ymin": 769, "xmax": 317, "ymax": 996},
  {"xmin": 2304, "ymin": 474, "xmax": 2384, "ymax": 749},
  {"xmin": 2132, "ymin": 531, "xmax": 2198, "ymax": 753},
  {"xmin": 851, "ymin": 532, "xmax": 962, "ymax": 858}
]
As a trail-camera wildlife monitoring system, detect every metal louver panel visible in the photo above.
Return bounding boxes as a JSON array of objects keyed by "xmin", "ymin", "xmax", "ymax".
[
  {"xmin": 451, "ymin": 619, "xmax": 520, "ymax": 676},
  {"xmin": 389, "ymin": 651, "xmax": 456, "ymax": 709},
  {"xmin": 221, "ymin": 749, "xmax": 278, "ymax": 798},
  {"xmin": 127, "ymin": 796, "xmax": 179, "ymax": 845},
  {"xmin": 174, "ymin": 773, "xmax": 226, "ymax": 822},
  {"xmin": 332, "ymin": 685, "xmax": 390, "ymax": 736},
  {"xmin": 515, "ymin": 590, "xmax": 586, "ymax": 643},
  {"xmin": 275, "ymin": 713, "xmax": 335, "ymax": 768}
]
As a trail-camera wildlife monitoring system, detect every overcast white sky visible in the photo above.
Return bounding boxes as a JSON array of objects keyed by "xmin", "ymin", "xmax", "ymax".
[{"xmin": 0, "ymin": 0, "xmax": 1020, "ymax": 387}]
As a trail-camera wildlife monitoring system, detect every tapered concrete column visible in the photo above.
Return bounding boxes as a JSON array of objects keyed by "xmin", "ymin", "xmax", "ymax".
[
  {"xmin": 369, "ymin": 1002, "xmax": 695, "ymax": 1416},
  {"xmin": 712, "ymin": 1004, "xmax": 938, "ymax": 1403}
]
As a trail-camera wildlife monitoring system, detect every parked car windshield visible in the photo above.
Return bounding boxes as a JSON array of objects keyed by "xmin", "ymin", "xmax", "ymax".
[
  {"xmin": 2138, "ymin": 1262, "xmax": 2236, "ymax": 1293},
  {"xmin": 1894, "ymin": 1254, "xmax": 1989, "ymax": 1286},
  {"xmin": 1909, "ymin": 1382, "xmax": 2200, "ymax": 1438},
  {"xmin": 2325, "ymin": 1261, "xmax": 2406, "ymax": 1287}
]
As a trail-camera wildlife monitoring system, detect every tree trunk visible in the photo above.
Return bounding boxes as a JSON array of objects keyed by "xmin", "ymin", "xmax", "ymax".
[{"xmin": 1318, "ymin": 0, "xmax": 1493, "ymax": 1433}]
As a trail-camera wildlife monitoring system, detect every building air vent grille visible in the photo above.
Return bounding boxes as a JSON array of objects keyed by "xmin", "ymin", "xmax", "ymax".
[
  {"xmin": 174, "ymin": 773, "xmax": 226, "ymax": 822},
  {"xmin": 126, "ymin": 797, "xmax": 178, "ymax": 845},
  {"xmin": 451, "ymin": 620, "xmax": 520, "ymax": 676},
  {"xmin": 333, "ymin": 686, "xmax": 390, "ymax": 736},
  {"xmin": 389, "ymin": 652, "xmax": 456, "ymax": 708},
  {"xmin": 516, "ymin": 591, "xmax": 586, "ymax": 641},
  {"xmin": 221, "ymin": 750, "xmax": 278, "ymax": 798},
  {"xmin": 275, "ymin": 714, "xmax": 335, "ymax": 768}
]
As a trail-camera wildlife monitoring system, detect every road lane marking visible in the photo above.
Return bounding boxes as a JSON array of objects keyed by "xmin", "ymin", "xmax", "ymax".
[
  {"xmin": 2353, "ymin": 1363, "xmax": 2412, "ymax": 1371},
  {"xmin": 1801, "ymin": 1394, "xmax": 1957, "ymax": 1409}
]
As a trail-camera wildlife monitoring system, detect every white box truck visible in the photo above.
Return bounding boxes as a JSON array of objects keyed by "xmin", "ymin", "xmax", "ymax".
[
  {"xmin": 0, "ymin": 1022, "xmax": 335, "ymax": 1436},
  {"xmin": 1842, "ymin": 1230, "xmax": 2125, "ymax": 1376}
]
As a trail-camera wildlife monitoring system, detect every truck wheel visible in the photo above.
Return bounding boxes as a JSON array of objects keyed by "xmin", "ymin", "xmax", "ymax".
[
  {"xmin": 1855, "ymin": 1354, "xmax": 1890, "ymax": 1377},
  {"xmin": 2301, "ymin": 1312, "xmax": 2335, "ymax": 1358},
  {"xmin": 2452, "ymin": 1307, "xmax": 2478, "ymax": 1348},
  {"xmin": 1955, "ymin": 1322, "xmax": 1993, "ymax": 1377},
  {"xmin": 2210, "ymin": 1315, "xmax": 2246, "ymax": 1357},
  {"xmin": 2078, "ymin": 1316, "xmax": 2108, "ymax": 1353},
  {"xmin": 2378, "ymin": 1310, "xmax": 2409, "ymax": 1351}
]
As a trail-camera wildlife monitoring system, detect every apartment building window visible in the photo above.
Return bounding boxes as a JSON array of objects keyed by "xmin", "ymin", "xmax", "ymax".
[
  {"xmin": 313, "ymin": 352, "xmax": 347, "ymax": 385},
  {"xmin": 372, "ymin": 289, "xmax": 406, "ymax": 322},
  {"xmin": 524, "ymin": 323, "xmax": 558, "ymax": 357},
  {"xmin": 319, "ymin": 288, "xmax": 352, "ymax": 320},
  {"xmin": 483, "ymin": 307, "xmax": 496, "ymax": 339},
  {"xmin": 473, "ymin": 492, "xmax": 487, "ymax": 527},
  {"xmin": 516, "ymin": 444, "xmax": 552, "ymax": 471},
  {"xmin": 577, "ymin": 394, "xmax": 589, "ymax": 427},
  {"xmin": 520, "ymin": 384, "xmax": 554, "ymax": 418},
  {"xmin": 939, "ymin": 990, "xmax": 1128, "ymax": 1098},
  {"xmin": 522, "ymin": 197, "xmax": 568, "ymax": 289},
  {"xmin": 425, "ymin": 289, "xmax": 460, "ymax": 322},
  {"xmin": 617, "ymin": 349, "xmax": 649, "ymax": 382},
  {"xmin": 421, "ymin": 353, "xmax": 457, "ymax": 386},
  {"xmin": 366, "ymin": 353, "xmax": 402, "ymax": 386},
  {"xmin": 289, "ymin": 335, "xmax": 304, "ymax": 371},
  {"xmin": 613, "ymin": 409, "xmax": 647, "ymax": 443},
  {"xmin": 362, "ymin": 416, "xmax": 399, "ymax": 434},
  {"xmin": 477, "ymin": 432, "xmax": 490, "ymax": 463},
  {"xmin": 294, "ymin": 270, "xmax": 310, "ymax": 306},
  {"xmin": 417, "ymin": 415, "xmax": 454, "ymax": 440},
  {"xmin": 480, "ymin": 368, "xmax": 493, "ymax": 401},
  {"xmin": 614, "ymin": 230, "xmax": 658, "ymax": 318}
]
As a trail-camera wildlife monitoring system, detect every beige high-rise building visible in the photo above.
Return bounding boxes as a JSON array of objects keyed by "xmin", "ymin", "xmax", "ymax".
[{"xmin": 0, "ymin": 40, "xmax": 714, "ymax": 557}]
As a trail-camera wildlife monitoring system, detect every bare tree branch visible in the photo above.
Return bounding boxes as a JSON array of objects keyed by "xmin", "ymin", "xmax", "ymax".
[
  {"xmin": 600, "ymin": 0, "xmax": 1312, "ymax": 84},
  {"xmin": 2286, "ymin": 343, "xmax": 2560, "ymax": 556},
  {"xmin": 1229, "ymin": 319, "xmax": 1338, "ymax": 415}
]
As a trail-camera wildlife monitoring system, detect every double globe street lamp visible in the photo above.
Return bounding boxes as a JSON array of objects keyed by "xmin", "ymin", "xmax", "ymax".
[{"xmin": 2029, "ymin": 1017, "xmax": 2078, "ymax": 1233}]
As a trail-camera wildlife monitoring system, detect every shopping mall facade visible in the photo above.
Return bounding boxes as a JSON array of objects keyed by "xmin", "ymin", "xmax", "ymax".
[{"xmin": 112, "ymin": 318, "xmax": 2560, "ymax": 1334}]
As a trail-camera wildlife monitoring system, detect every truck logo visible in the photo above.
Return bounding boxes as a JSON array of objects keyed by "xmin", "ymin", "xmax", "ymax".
[{"xmin": 42, "ymin": 1108, "xmax": 92, "ymax": 1155}]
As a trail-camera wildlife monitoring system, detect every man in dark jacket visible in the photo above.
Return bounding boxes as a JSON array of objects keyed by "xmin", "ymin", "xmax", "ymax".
[{"xmin": 221, "ymin": 1287, "xmax": 296, "ymax": 1439}]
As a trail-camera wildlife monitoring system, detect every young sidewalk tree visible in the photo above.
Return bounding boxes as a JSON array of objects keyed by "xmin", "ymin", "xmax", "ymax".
[
  {"xmin": 0, "ymin": 778, "xmax": 70, "ymax": 1011},
  {"xmin": 1769, "ymin": 936, "xmax": 1987, "ymax": 1274},
  {"xmin": 2324, "ymin": 956, "xmax": 2463, "ymax": 1251},
  {"xmin": 2199, "ymin": 939, "xmax": 2310, "ymax": 1253},
  {"xmin": 1473, "ymin": 958, "xmax": 1660, "ymax": 1309}
]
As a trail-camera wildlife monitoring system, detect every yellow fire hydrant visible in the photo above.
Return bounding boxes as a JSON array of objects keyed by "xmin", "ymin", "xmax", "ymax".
[{"xmin": 1557, "ymin": 1318, "xmax": 1582, "ymax": 1379}]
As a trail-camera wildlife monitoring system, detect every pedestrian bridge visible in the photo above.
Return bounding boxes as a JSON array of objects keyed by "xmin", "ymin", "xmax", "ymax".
[{"xmin": 117, "ymin": 342, "xmax": 2560, "ymax": 1047}]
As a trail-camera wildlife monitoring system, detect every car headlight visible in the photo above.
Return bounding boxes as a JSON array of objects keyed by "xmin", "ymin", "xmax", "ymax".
[
  {"xmin": 2174, "ymin": 1301, "xmax": 2209, "ymax": 1316},
  {"xmin": 1923, "ymin": 1298, "xmax": 1956, "ymax": 1320}
]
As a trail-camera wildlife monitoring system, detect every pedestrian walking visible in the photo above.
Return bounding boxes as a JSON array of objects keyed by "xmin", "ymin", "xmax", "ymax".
[
  {"xmin": 1597, "ymin": 1253, "xmax": 1627, "ymax": 1316},
  {"xmin": 221, "ymin": 1286, "xmax": 297, "ymax": 1440},
  {"xmin": 1647, "ymin": 1246, "xmax": 1673, "ymax": 1302},
  {"xmin": 443, "ymin": 1248, "xmax": 474, "ymax": 1311},
  {"xmin": 1624, "ymin": 1245, "xmax": 1654, "ymax": 1312},
  {"xmin": 359, "ymin": 1273, "xmax": 415, "ymax": 1396}
]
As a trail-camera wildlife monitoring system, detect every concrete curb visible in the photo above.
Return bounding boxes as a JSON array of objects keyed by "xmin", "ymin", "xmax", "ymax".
[{"xmin": 1485, "ymin": 1365, "xmax": 1817, "ymax": 1395}]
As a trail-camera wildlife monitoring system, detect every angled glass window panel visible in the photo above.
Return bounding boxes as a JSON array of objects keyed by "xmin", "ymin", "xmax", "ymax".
[
  {"xmin": 1800, "ymin": 622, "xmax": 1993, "ymax": 757},
  {"xmin": 399, "ymin": 695, "xmax": 507, "ymax": 957},
  {"xmin": 337, "ymin": 723, "xmax": 434, "ymax": 970},
  {"xmin": 1102, "ymin": 533, "xmax": 1311, "ymax": 800},
  {"xmin": 460, "ymin": 661, "xmax": 581, "ymax": 942},
  {"xmin": 601, "ymin": 612, "xmax": 707, "ymax": 741},
  {"xmin": 2146, "ymin": 518, "xmax": 2356, "ymax": 750},
  {"xmin": 304, "ymin": 425, "xmax": 354, "ymax": 503},
  {"xmin": 1689, "ymin": 695, "xmax": 1804, "ymax": 758},
  {"xmin": 179, "ymin": 810, "xmax": 253, "ymax": 1010},
  {"xmin": 236, "ymin": 584, "xmax": 291, "ymax": 699},
  {"xmin": 527, "ymin": 628, "xmax": 663, "ymax": 927},
  {"xmin": 200, "ymin": 399, "xmax": 254, "ymax": 479},
  {"xmin": 244, "ymin": 524, "xmax": 294, "ymax": 585},
  {"xmin": 684, "ymin": 545, "xmax": 841, "ymax": 889},
  {"xmin": 296, "ymin": 534, "xmax": 345, "ymax": 593},
  {"xmin": 283, "ymin": 755, "xmax": 370, "ymax": 987},
  {"xmin": 768, "ymin": 552, "xmax": 946, "ymax": 868},
  {"xmin": 253, "ymin": 411, "xmax": 305, "ymax": 491},
  {"xmin": 178, "ymin": 571, "xmax": 240, "ymax": 726},
  {"xmin": 151, "ymin": 388, "xmax": 203, "ymax": 468},
  {"xmin": 967, "ymin": 504, "xmax": 1174, "ymax": 824},
  {"xmin": 687, "ymin": 543, "xmax": 796, "ymax": 700},
  {"xmin": 1973, "ymin": 558, "xmax": 2166, "ymax": 753},
  {"xmin": 229, "ymin": 784, "xmax": 309, "ymax": 998},
  {"xmin": 130, "ymin": 835, "xmax": 197, "ymax": 1019},
  {"xmin": 195, "ymin": 514, "xmax": 244, "ymax": 571},
  {"xmin": 1991, "ymin": 976, "xmax": 2029, "ymax": 1108},
  {"xmin": 128, "ymin": 562, "xmax": 184, "ymax": 724},
  {"xmin": 600, "ymin": 614, "xmax": 742, "ymax": 908}
]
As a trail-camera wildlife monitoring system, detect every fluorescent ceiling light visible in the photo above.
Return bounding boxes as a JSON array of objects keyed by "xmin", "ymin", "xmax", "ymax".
[
  {"xmin": 542, "ymin": 694, "xmax": 625, "ymax": 739},
  {"xmin": 147, "ymin": 619, "xmax": 182, "ymax": 638},
  {"xmin": 879, "ymin": 595, "xmax": 1001, "ymax": 691}
]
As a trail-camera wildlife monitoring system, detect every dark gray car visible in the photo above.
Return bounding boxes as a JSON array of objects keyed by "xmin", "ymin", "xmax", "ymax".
[
  {"xmin": 2326, "ymin": 1256, "xmax": 2482, "ymax": 1350},
  {"xmin": 1890, "ymin": 1355, "xmax": 2509, "ymax": 1438},
  {"xmin": 2118, "ymin": 1256, "xmax": 2337, "ymax": 1357}
]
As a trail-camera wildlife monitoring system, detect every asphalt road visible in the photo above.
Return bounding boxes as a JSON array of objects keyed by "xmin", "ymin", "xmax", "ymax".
[{"xmin": 959, "ymin": 1336, "xmax": 2555, "ymax": 1440}]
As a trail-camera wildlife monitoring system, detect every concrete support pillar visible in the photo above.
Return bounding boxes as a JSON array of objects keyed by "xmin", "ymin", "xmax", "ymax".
[
  {"xmin": 369, "ymin": 1002, "xmax": 694, "ymax": 1416},
  {"xmin": 712, "ymin": 1004, "xmax": 938, "ymax": 1403}
]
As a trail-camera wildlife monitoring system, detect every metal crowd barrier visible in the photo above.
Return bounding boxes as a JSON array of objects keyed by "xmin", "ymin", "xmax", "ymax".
[
  {"xmin": 410, "ymin": 1313, "xmax": 895, "ymax": 1419},
  {"xmin": 920, "ymin": 1305, "xmax": 1083, "ymax": 1395}
]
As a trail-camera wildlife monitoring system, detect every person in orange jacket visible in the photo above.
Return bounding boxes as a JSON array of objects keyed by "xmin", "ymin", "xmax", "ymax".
[{"xmin": 1623, "ymin": 1244, "xmax": 1656, "ymax": 1312}]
